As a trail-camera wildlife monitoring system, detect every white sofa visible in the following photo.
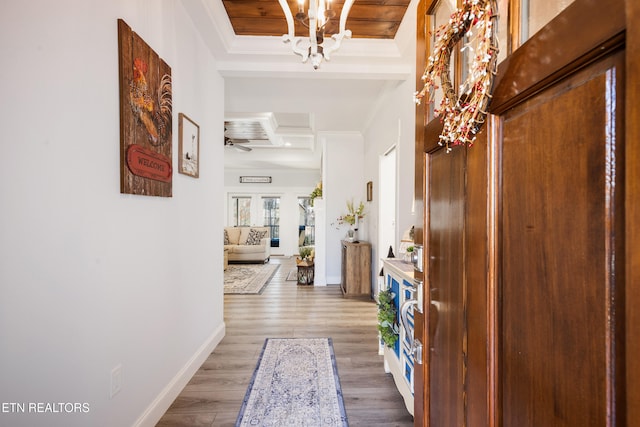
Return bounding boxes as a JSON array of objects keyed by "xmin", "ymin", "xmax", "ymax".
[{"xmin": 224, "ymin": 226, "xmax": 271, "ymax": 263}]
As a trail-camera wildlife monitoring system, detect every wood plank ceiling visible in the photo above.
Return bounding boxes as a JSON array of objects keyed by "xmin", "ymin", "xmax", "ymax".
[{"xmin": 222, "ymin": 0, "xmax": 412, "ymax": 39}]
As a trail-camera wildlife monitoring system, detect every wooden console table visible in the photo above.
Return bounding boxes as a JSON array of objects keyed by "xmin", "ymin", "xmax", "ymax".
[{"xmin": 340, "ymin": 241, "xmax": 372, "ymax": 297}]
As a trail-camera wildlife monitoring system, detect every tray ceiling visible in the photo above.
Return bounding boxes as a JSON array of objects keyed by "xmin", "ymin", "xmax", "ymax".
[{"xmin": 221, "ymin": 0, "xmax": 412, "ymax": 39}]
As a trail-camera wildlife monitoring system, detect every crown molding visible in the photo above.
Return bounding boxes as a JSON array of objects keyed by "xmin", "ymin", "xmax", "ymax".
[{"xmin": 182, "ymin": 0, "xmax": 417, "ymax": 79}]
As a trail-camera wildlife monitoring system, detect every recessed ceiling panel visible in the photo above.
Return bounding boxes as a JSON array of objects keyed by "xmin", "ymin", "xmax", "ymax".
[{"xmin": 221, "ymin": 0, "xmax": 411, "ymax": 39}]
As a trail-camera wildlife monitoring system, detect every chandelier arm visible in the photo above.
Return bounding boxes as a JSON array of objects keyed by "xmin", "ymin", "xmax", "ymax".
[
  {"xmin": 324, "ymin": 30, "xmax": 351, "ymax": 60},
  {"xmin": 323, "ymin": 0, "xmax": 354, "ymax": 60},
  {"xmin": 279, "ymin": 0, "xmax": 310, "ymax": 62},
  {"xmin": 277, "ymin": 0, "xmax": 296, "ymax": 37},
  {"xmin": 308, "ymin": 8, "xmax": 319, "ymax": 53},
  {"xmin": 308, "ymin": 7, "xmax": 323, "ymax": 68},
  {"xmin": 294, "ymin": 38, "xmax": 311, "ymax": 62},
  {"xmin": 281, "ymin": 34, "xmax": 310, "ymax": 62},
  {"xmin": 297, "ymin": 17, "xmax": 310, "ymax": 29},
  {"xmin": 337, "ymin": 0, "xmax": 355, "ymax": 34}
]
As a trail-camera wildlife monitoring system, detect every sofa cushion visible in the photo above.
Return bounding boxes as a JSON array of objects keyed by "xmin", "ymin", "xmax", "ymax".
[
  {"xmin": 224, "ymin": 229, "xmax": 229, "ymax": 245},
  {"xmin": 233, "ymin": 244, "xmax": 268, "ymax": 254},
  {"xmin": 246, "ymin": 228, "xmax": 268, "ymax": 245},
  {"xmin": 226, "ymin": 227, "xmax": 241, "ymax": 245},
  {"xmin": 237, "ymin": 227, "xmax": 251, "ymax": 244}
]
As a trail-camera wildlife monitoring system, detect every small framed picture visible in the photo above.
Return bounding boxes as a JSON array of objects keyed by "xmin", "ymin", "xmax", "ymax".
[
  {"xmin": 178, "ymin": 113, "xmax": 200, "ymax": 178},
  {"xmin": 366, "ymin": 181, "xmax": 373, "ymax": 201}
]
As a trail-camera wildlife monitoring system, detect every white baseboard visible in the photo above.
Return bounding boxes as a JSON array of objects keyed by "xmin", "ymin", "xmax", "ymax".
[{"xmin": 133, "ymin": 322, "xmax": 226, "ymax": 427}]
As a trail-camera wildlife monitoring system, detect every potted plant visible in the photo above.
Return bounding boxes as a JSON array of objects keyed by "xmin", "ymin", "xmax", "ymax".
[
  {"xmin": 336, "ymin": 200, "xmax": 366, "ymax": 242},
  {"xmin": 377, "ymin": 288, "xmax": 399, "ymax": 348},
  {"xmin": 297, "ymin": 246, "xmax": 314, "ymax": 265},
  {"xmin": 309, "ymin": 182, "xmax": 322, "ymax": 206},
  {"xmin": 404, "ymin": 245, "xmax": 414, "ymax": 262}
]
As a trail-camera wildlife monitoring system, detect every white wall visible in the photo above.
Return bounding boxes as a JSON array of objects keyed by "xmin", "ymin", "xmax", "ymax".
[
  {"xmin": 322, "ymin": 132, "xmax": 366, "ymax": 284},
  {"xmin": 362, "ymin": 2, "xmax": 418, "ymax": 282},
  {"xmin": 0, "ymin": 1, "xmax": 225, "ymax": 426},
  {"xmin": 363, "ymin": 81, "xmax": 417, "ymax": 272}
]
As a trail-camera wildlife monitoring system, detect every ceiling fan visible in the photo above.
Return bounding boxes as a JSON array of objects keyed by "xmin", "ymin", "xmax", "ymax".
[{"xmin": 224, "ymin": 136, "xmax": 252, "ymax": 152}]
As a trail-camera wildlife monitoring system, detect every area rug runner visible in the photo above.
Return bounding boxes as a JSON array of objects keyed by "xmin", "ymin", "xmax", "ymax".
[
  {"xmin": 236, "ymin": 338, "xmax": 348, "ymax": 426},
  {"xmin": 224, "ymin": 263, "xmax": 279, "ymax": 294},
  {"xmin": 286, "ymin": 268, "xmax": 297, "ymax": 281}
]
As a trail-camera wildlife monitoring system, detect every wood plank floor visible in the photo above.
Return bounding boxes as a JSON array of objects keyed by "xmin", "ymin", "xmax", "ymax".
[{"xmin": 157, "ymin": 256, "xmax": 414, "ymax": 426}]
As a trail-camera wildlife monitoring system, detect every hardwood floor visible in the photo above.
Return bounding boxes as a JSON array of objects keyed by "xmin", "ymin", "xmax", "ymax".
[{"xmin": 157, "ymin": 256, "xmax": 414, "ymax": 426}]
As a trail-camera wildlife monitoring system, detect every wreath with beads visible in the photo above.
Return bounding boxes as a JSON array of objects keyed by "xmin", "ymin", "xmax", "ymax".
[{"xmin": 415, "ymin": 0, "xmax": 499, "ymax": 152}]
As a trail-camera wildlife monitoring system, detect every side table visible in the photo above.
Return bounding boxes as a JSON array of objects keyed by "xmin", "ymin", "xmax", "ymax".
[{"xmin": 296, "ymin": 261, "xmax": 314, "ymax": 286}]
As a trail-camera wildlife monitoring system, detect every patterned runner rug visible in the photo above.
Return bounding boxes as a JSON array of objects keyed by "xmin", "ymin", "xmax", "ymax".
[
  {"xmin": 224, "ymin": 263, "xmax": 279, "ymax": 294},
  {"xmin": 286, "ymin": 268, "xmax": 297, "ymax": 281},
  {"xmin": 236, "ymin": 338, "xmax": 348, "ymax": 426}
]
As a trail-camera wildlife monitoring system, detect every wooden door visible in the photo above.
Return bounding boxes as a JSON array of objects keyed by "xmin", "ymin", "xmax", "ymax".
[
  {"xmin": 414, "ymin": 0, "xmax": 634, "ymax": 425},
  {"xmin": 499, "ymin": 49, "xmax": 624, "ymax": 427},
  {"xmin": 490, "ymin": 2, "xmax": 626, "ymax": 424}
]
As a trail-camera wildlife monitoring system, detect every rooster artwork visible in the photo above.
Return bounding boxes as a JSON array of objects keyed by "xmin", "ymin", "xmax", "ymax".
[
  {"xmin": 118, "ymin": 19, "xmax": 173, "ymax": 197},
  {"xmin": 129, "ymin": 58, "xmax": 172, "ymax": 146}
]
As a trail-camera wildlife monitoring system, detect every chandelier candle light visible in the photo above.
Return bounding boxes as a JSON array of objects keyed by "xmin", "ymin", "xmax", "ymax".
[{"xmin": 278, "ymin": 0, "xmax": 355, "ymax": 69}]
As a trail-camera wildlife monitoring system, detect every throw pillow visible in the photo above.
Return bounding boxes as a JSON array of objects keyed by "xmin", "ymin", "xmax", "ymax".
[
  {"xmin": 224, "ymin": 229, "xmax": 229, "ymax": 245},
  {"xmin": 246, "ymin": 228, "xmax": 267, "ymax": 245}
]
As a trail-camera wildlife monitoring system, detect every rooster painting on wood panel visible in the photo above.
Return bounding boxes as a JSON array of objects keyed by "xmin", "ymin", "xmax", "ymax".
[{"xmin": 118, "ymin": 18, "xmax": 173, "ymax": 197}]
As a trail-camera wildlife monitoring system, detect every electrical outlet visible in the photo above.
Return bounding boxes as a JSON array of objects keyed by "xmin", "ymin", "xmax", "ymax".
[{"xmin": 110, "ymin": 364, "xmax": 123, "ymax": 399}]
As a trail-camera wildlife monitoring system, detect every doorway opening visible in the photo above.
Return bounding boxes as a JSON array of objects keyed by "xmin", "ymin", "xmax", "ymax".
[
  {"xmin": 378, "ymin": 145, "xmax": 397, "ymax": 283},
  {"xmin": 298, "ymin": 197, "xmax": 315, "ymax": 248}
]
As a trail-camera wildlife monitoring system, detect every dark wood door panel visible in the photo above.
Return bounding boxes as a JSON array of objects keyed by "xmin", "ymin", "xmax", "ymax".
[
  {"xmin": 464, "ymin": 130, "xmax": 490, "ymax": 427},
  {"xmin": 427, "ymin": 146, "xmax": 466, "ymax": 427},
  {"xmin": 500, "ymin": 52, "xmax": 624, "ymax": 426}
]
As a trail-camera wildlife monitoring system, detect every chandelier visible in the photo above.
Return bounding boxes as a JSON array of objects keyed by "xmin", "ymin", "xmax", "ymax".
[{"xmin": 278, "ymin": 0, "xmax": 355, "ymax": 69}]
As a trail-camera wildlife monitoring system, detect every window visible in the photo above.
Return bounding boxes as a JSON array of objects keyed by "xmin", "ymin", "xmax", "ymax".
[
  {"xmin": 518, "ymin": 0, "xmax": 574, "ymax": 46},
  {"xmin": 262, "ymin": 197, "xmax": 280, "ymax": 247},
  {"xmin": 232, "ymin": 196, "xmax": 251, "ymax": 227},
  {"xmin": 429, "ymin": 0, "xmax": 458, "ymax": 121}
]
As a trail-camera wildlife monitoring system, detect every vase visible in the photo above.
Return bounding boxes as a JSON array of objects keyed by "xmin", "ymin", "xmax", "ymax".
[
  {"xmin": 352, "ymin": 215, "xmax": 360, "ymax": 242},
  {"xmin": 346, "ymin": 228, "xmax": 356, "ymax": 242}
]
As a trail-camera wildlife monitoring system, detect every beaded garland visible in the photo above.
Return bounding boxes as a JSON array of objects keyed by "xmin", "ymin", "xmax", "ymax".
[{"xmin": 415, "ymin": 0, "xmax": 499, "ymax": 152}]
